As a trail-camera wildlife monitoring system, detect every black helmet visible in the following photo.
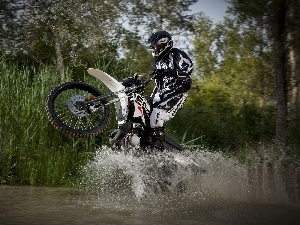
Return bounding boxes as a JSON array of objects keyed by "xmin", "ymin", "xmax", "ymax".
[{"xmin": 147, "ymin": 30, "xmax": 173, "ymax": 61}]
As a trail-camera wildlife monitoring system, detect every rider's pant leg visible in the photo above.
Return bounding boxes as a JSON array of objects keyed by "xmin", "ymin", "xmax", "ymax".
[{"xmin": 150, "ymin": 93, "xmax": 188, "ymax": 128}]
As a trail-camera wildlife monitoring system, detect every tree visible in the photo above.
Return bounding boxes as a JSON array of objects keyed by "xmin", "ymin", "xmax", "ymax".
[
  {"xmin": 191, "ymin": 13, "xmax": 217, "ymax": 79},
  {"xmin": 122, "ymin": 0, "xmax": 198, "ymax": 54},
  {"xmin": 287, "ymin": 0, "xmax": 300, "ymax": 132},
  {"xmin": 188, "ymin": 7, "xmax": 277, "ymax": 147},
  {"xmin": 120, "ymin": 31, "xmax": 153, "ymax": 75},
  {"xmin": 119, "ymin": 1, "xmax": 199, "ymax": 78},
  {"xmin": 228, "ymin": 0, "xmax": 296, "ymax": 143},
  {"xmin": 4, "ymin": 0, "xmax": 127, "ymax": 81},
  {"xmin": 126, "ymin": 0, "xmax": 197, "ymax": 33},
  {"xmin": 2, "ymin": 0, "xmax": 198, "ymax": 81},
  {"xmin": 193, "ymin": 12, "xmax": 274, "ymax": 108},
  {"xmin": 272, "ymin": 0, "xmax": 288, "ymax": 141}
]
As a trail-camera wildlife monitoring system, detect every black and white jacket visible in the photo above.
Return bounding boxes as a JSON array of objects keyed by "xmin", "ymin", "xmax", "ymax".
[{"xmin": 150, "ymin": 48, "xmax": 193, "ymax": 104}]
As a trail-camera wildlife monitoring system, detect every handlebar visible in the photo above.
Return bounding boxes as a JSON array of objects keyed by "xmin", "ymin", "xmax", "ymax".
[
  {"xmin": 120, "ymin": 73, "xmax": 154, "ymax": 88},
  {"xmin": 80, "ymin": 72, "xmax": 154, "ymax": 109}
]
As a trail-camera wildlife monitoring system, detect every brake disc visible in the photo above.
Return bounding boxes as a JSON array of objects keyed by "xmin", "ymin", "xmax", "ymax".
[{"xmin": 67, "ymin": 95, "xmax": 89, "ymax": 117}]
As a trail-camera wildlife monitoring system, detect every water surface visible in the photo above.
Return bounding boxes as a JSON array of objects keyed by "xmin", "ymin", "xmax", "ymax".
[{"xmin": 1, "ymin": 147, "xmax": 299, "ymax": 225}]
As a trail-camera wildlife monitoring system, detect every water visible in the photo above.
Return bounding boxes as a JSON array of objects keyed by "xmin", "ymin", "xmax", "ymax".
[{"xmin": 1, "ymin": 146, "xmax": 300, "ymax": 225}]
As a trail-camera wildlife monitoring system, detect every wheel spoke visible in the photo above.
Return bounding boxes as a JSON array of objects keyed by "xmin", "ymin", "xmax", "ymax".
[
  {"xmin": 46, "ymin": 82, "xmax": 110, "ymax": 137},
  {"xmin": 53, "ymin": 87, "xmax": 104, "ymax": 131}
]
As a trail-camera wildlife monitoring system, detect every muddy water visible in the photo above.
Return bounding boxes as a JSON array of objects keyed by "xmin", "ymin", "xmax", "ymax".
[{"xmin": 1, "ymin": 147, "xmax": 300, "ymax": 225}]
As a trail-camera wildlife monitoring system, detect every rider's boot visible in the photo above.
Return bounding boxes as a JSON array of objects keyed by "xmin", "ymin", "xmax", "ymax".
[{"xmin": 149, "ymin": 127, "xmax": 165, "ymax": 151}]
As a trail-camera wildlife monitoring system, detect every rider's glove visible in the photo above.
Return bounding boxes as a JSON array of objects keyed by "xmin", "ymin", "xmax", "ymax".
[
  {"xmin": 120, "ymin": 73, "xmax": 141, "ymax": 87},
  {"xmin": 133, "ymin": 72, "xmax": 144, "ymax": 82}
]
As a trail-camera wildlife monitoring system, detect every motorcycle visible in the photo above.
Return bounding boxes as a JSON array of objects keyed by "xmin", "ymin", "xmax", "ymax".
[{"xmin": 45, "ymin": 68, "xmax": 202, "ymax": 171}]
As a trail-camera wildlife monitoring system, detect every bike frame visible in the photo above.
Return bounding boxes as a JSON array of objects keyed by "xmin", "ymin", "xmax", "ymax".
[{"xmin": 87, "ymin": 68, "xmax": 151, "ymax": 128}]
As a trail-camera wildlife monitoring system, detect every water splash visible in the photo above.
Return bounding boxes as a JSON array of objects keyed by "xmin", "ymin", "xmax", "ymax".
[
  {"xmin": 78, "ymin": 146, "xmax": 300, "ymax": 206},
  {"xmin": 79, "ymin": 146, "xmax": 201, "ymax": 200}
]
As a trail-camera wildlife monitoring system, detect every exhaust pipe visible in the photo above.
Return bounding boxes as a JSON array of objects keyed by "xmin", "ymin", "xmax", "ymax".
[{"xmin": 110, "ymin": 122, "xmax": 132, "ymax": 145}]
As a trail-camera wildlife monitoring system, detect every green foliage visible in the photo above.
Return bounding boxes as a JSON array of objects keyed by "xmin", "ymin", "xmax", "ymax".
[
  {"xmin": 120, "ymin": 31, "xmax": 154, "ymax": 75},
  {"xmin": 1, "ymin": 0, "xmax": 299, "ymax": 186},
  {"xmin": 174, "ymin": 12, "xmax": 279, "ymax": 149},
  {"xmin": 1, "ymin": 0, "xmax": 127, "ymax": 71},
  {"xmin": 0, "ymin": 57, "xmax": 133, "ymax": 186},
  {"xmin": 0, "ymin": 61, "xmax": 85, "ymax": 185},
  {"xmin": 228, "ymin": 0, "xmax": 300, "ymax": 143},
  {"xmin": 192, "ymin": 13, "xmax": 218, "ymax": 78},
  {"xmin": 168, "ymin": 77, "xmax": 276, "ymax": 149}
]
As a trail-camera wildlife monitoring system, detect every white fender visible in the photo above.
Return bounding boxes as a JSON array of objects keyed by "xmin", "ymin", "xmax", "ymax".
[
  {"xmin": 87, "ymin": 68, "xmax": 125, "ymax": 92},
  {"xmin": 87, "ymin": 68, "xmax": 128, "ymax": 125}
]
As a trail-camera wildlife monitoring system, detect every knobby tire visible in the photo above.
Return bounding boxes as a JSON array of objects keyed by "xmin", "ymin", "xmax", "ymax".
[{"xmin": 45, "ymin": 82, "xmax": 110, "ymax": 138}]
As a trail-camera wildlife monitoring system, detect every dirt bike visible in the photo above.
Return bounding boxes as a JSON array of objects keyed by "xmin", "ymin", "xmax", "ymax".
[{"xmin": 45, "ymin": 68, "xmax": 202, "ymax": 171}]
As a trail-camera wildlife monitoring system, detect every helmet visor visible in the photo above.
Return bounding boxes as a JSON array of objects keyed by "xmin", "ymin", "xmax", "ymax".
[
  {"xmin": 152, "ymin": 43, "xmax": 164, "ymax": 56},
  {"xmin": 150, "ymin": 37, "xmax": 169, "ymax": 56}
]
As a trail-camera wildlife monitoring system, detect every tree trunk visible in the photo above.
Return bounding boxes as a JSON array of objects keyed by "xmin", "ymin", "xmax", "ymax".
[
  {"xmin": 53, "ymin": 29, "xmax": 64, "ymax": 82},
  {"xmin": 288, "ymin": 0, "xmax": 300, "ymax": 128},
  {"xmin": 273, "ymin": 0, "xmax": 288, "ymax": 142},
  {"xmin": 257, "ymin": 17, "xmax": 266, "ymax": 111},
  {"xmin": 288, "ymin": 35, "xmax": 298, "ymax": 127}
]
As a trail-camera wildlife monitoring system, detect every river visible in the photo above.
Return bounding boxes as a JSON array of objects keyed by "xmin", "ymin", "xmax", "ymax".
[{"xmin": 1, "ymin": 147, "xmax": 300, "ymax": 225}]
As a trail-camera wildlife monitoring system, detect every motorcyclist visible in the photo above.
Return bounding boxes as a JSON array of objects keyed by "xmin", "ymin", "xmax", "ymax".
[{"xmin": 146, "ymin": 30, "xmax": 193, "ymax": 149}]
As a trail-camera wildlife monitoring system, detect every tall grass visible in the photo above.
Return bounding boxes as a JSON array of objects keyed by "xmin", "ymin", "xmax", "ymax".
[{"xmin": 0, "ymin": 58, "xmax": 132, "ymax": 186}]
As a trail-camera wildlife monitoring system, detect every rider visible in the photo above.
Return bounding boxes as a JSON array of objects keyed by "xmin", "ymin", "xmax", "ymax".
[{"xmin": 147, "ymin": 30, "xmax": 193, "ymax": 149}]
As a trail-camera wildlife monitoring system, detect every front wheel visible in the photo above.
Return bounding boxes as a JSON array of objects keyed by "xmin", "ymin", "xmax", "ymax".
[{"xmin": 45, "ymin": 82, "xmax": 110, "ymax": 138}]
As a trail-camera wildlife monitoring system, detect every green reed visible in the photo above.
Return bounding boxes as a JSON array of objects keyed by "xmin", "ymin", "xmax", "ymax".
[{"xmin": 0, "ymin": 58, "xmax": 131, "ymax": 186}]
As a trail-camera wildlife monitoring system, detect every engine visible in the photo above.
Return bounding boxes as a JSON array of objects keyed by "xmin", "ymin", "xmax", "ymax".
[{"xmin": 128, "ymin": 133, "xmax": 140, "ymax": 147}]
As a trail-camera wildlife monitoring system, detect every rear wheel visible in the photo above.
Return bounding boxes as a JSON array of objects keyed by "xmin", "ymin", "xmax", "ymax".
[{"xmin": 45, "ymin": 82, "xmax": 110, "ymax": 138}]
